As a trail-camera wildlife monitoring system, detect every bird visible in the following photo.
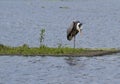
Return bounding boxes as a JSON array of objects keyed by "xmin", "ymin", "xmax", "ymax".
[{"xmin": 67, "ymin": 21, "xmax": 83, "ymax": 48}]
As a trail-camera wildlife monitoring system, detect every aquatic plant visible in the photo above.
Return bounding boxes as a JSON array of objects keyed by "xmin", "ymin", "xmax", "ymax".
[
  {"xmin": 0, "ymin": 44, "xmax": 5, "ymax": 48},
  {"xmin": 22, "ymin": 44, "xmax": 29, "ymax": 48},
  {"xmin": 57, "ymin": 43, "xmax": 63, "ymax": 48},
  {"xmin": 39, "ymin": 28, "xmax": 45, "ymax": 47}
]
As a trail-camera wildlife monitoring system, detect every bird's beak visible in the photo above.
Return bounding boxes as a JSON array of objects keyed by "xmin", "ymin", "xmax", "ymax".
[
  {"xmin": 79, "ymin": 25, "xmax": 83, "ymax": 36},
  {"xmin": 80, "ymin": 29, "xmax": 82, "ymax": 36}
]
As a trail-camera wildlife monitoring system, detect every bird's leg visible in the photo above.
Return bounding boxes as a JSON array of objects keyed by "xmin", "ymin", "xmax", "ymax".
[{"xmin": 74, "ymin": 36, "xmax": 76, "ymax": 48}]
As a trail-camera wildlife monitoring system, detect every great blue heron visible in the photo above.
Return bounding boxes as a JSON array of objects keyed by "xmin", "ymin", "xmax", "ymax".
[{"xmin": 67, "ymin": 21, "xmax": 83, "ymax": 48}]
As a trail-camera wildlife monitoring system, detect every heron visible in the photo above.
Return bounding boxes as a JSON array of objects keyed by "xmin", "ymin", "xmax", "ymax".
[{"xmin": 67, "ymin": 21, "xmax": 83, "ymax": 48}]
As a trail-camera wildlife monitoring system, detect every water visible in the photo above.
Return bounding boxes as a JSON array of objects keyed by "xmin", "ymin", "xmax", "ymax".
[
  {"xmin": 0, "ymin": 0, "xmax": 120, "ymax": 84},
  {"xmin": 0, "ymin": 54, "xmax": 120, "ymax": 84},
  {"xmin": 0, "ymin": 0, "xmax": 120, "ymax": 48}
]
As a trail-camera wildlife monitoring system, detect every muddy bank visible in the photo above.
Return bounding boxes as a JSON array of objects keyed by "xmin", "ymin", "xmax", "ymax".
[{"xmin": 21, "ymin": 50, "xmax": 120, "ymax": 57}]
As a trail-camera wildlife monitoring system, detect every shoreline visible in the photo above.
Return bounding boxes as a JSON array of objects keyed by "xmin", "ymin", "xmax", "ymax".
[{"xmin": 0, "ymin": 44, "xmax": 120, "ymax": 57}]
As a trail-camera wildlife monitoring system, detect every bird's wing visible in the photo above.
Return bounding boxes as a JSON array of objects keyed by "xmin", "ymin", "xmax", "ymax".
[
  {"xmin": 67, "ymin": 22, "xmax": 74, "ymax": 35},
  {"xmin": 67, "ymin": 22, "xmax": 74, "ymax": 40}
]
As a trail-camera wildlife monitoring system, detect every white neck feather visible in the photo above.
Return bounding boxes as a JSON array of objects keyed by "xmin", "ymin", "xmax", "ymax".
[{"xmin": 76, "ymin": 23, "xmax": 80, "ymax": 31}]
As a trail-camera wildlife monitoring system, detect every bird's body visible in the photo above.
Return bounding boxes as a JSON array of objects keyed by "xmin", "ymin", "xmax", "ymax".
[
  {"xmin": 67, "ymin": 21, "xmax": 83, "ymax": 48},
  {"xmin": 67, "ymin": 21, "xmax": 82, "ymax": 40},
  {"xmin": 67, "ymin": 27, "xmax": 79, "ymax": 40}
]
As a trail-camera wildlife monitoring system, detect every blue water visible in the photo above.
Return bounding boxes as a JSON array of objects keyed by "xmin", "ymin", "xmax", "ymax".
[
  {"xmin": 0, "ymin": 54, "xmax": 120, "ymax": 84},
  {"xmin": 0, "ymin": 0, "xmax": 120, "ymax": 48},
  {"xmin": 0, "ymin": 0, "xmax": 120, "ymax": 84}
]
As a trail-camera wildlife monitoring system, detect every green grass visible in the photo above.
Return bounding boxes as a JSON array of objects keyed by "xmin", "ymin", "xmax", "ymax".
[{"xmin": 0, "ymin": 44, "xmax": 120, "ymax": 57}]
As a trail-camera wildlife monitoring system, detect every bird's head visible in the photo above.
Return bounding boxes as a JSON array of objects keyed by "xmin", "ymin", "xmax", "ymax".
[{"xmin": 74, "ymin": 21, "xmax": 83, "ymax": 35}]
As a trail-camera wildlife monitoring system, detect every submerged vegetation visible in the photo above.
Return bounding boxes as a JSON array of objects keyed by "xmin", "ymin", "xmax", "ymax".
[{"xmin": 0, "ymin": 44, "xmax": 120, "ymax": 57}]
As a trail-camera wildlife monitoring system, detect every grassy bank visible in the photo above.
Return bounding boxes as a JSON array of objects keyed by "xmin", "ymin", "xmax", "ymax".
[{"xmin": 0, "ymin": 44, "xmax": 120, "ymax": 57}]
